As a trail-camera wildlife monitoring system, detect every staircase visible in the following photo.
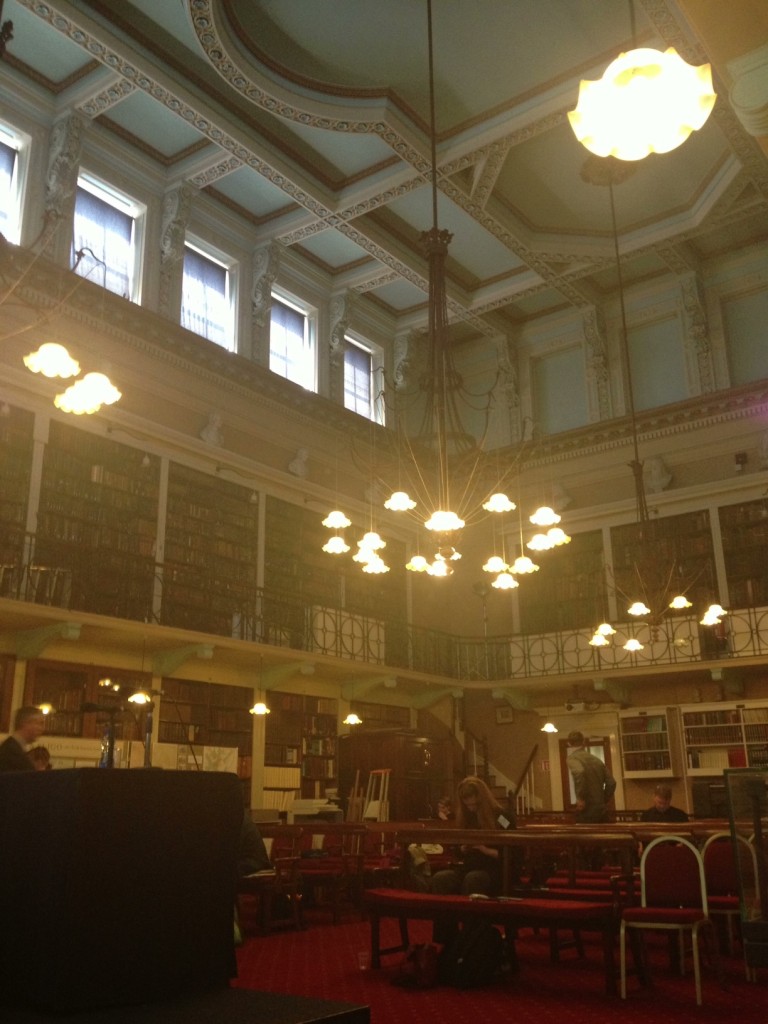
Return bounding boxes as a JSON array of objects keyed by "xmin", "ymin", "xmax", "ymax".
[
  {"xmin": 463, "ymin": 728, "xmax": 539, "ymax": 819},
  {"xmin": 463, "ymin": 728, "xmax": 510, "ymax": 808}
]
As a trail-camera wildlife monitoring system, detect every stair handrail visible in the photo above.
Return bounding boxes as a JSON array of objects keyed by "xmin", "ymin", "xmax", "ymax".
[
  {"xmin": 514, "ymin": 744, "xmax": 538, "ymax": 817},
  {"xmin": 515, "ymin": 743, "xmax": 538, "ymax": 795}
]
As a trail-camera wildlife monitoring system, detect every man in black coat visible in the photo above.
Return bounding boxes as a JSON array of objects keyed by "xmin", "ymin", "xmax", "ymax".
[{"xmin": 0, "ymin": 706, "xmax": 45, "ymax": 771}]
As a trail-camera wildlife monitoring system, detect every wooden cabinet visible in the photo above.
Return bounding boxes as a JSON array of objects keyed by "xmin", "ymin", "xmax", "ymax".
[
  {"xmin": 351, "ymin": 701, "xmax": 411, "ymax": 730},
  {"xmin": 163, "ymin": 463, "xmax": 259, "ymax": 635},
  {"xmin": 263, "ymin": 692, "xmax": 338, "ymax": 802},
  {"xmin": 337, "ymin": 729, "xmax": 452, "ymax": 821},
  {"xmin": 681, "ymin": 701, "xmax": 768, "ymax": 774},
  {"xmin": 719, "ymin": 499, "xmax": 768, "ymax": 608},
  {"xmin": 35, "ymin": 421, "xmax": 159, "ymax": 617},
  {"xmin": 619, "ymin": 706, "xmax": 682, "ymax": 777}
]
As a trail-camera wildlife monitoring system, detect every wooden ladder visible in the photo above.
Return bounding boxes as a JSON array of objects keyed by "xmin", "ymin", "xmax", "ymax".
[{"xmin": 362, "ymin": 768, "xmax": 391, "ymax": 821}]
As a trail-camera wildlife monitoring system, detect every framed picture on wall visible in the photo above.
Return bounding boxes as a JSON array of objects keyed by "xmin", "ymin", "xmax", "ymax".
[{"xmin": 495, "ymin": 706, "xmax": 515, "ymax": 725}]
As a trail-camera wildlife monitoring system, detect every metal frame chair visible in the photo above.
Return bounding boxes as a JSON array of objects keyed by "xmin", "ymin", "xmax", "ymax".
[
  {"xmin": 620, "ymin": 834, "xmax": 721, "ymax": 1006},
  {"xmin": 702, "ymin": 831, "xmax": 759, "ymax": 961}
]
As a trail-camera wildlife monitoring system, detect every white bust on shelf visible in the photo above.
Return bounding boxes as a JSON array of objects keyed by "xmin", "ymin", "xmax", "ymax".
[
  {"xmin": 200, "ymin": 410, "xmax": 223, "ymax": 445},
  {"xmin": 288, "ymin": 447, "xmax": 309, "ymax": 477},
  {"xmin": 645, "ymin": 455, "xmax": 672, "ymax": 493}
]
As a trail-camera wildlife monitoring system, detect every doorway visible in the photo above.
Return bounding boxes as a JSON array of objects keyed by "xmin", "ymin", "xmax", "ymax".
[{"xmin": 559, "ymin": 735, "xmax": 615, "ymax": 814}]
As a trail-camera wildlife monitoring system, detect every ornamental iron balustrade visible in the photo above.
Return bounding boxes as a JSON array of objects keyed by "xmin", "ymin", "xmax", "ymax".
[{"xmin": 2, "ymin": 533, "xmax": 767, "ymax": 682}]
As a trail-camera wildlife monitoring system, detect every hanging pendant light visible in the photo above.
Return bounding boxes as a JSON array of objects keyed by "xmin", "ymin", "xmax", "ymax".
[
  {"xmin": 54, "ymin": 372, "xmax": 122, "ymax": 415},
  {"xmin": 24, "ymin": 342, "xmax": 80, "ymax": 378},
  {"xmin": 569, "ymin": 47, "xmax": 716, "ymax": 161}
]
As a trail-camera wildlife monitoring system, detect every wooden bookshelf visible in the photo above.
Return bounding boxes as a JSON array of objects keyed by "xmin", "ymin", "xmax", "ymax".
[
  {"xmin": 264, "ymin": 495, "xmax": 408, "ymax": 625},
  {"xmin": 0, "ymin": 655, "xmax": 14, "ymax": 733},
  {"xmin": 0, "ymin": 403, "xmax": 33, "ymax": 574},
  {"xmin": 264, "ymin": 691, "xmax": 338, "ymax": 800},
  {"xmin": 34, "ymin": 421, "xmax": 159, "ymax": 617},
  {"xmin": 518, "ymin": 529, "xmax": 605, "ymax": 634},
  {"xmin": 719, "ymin": 499, "xmax": 768, "ymax": 608},
  {"xmin": 162, "ymin": 463, "xmax": 259, "ymax": 635},
  {"xmin": 23, "ymin": 659, "xmax": 148, "ymax": 742},
  {"xmin": 351, "ymin": 701, "xmax": 411, "ymax": 729},
  {"xmin": 610, "ymin": 510, "xmax": 715, "ymax": 617},
  {"xmin": 681, "ymin": 701, "xmax": 768, "ymax": 774},
  {"xmin": 619, "ymin": 706, "xmax": 683, "ymax": 777},
  {"xmin": 158, "ymin": 678, "xmax": 254, "ymax": 772}
]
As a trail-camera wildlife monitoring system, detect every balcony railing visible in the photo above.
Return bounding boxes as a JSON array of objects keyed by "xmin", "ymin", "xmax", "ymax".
[{"xmin": 1, "ymin": 541, "xmax": 767, "ymax": 683}]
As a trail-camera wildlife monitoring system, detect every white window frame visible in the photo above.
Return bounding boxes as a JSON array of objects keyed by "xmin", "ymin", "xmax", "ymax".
[
  {"xmin": 74, "ymin": 172, "xmax": 145, "ymax": 302},
  {"xmin": 269, "ymin": 290, "xmax": 317, "ymax": 392},
  {"xmin": 181, "ymin": 239, "xmax": 238, "ymax": 352},
  {"xmin": 344, "ymin": 333, "xmax": 385, "ymax": 424},
  {"xmin": 0, "ymin": 121, "xmax": 30, "ymax": 245}
]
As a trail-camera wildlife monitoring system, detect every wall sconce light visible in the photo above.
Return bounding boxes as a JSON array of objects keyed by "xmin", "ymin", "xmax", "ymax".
[
  {"xmin": 541, "ymin": 721, "xmax": 558, "ymax": 733},
  {"xmin": 249, "ymin": 700, "xmax": 271, "ymax": 716},
  {"xmin": 37, "ymin": 702, "xmax": 55, "ymax": 716},
  {"xmin": 343, "ymin": 712, "xmax": 363, "ymax": 726}
]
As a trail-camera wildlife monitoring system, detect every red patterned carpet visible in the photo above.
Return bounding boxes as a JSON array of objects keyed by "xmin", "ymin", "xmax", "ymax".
[{"xmin": 233, "ymin": 911, "xmax": 768, "ymax": 1024}]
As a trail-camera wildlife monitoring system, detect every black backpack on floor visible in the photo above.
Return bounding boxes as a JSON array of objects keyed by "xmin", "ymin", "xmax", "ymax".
[{"xmin": 438, "ymin": 923, "xmax": 506, "ymax": 988}]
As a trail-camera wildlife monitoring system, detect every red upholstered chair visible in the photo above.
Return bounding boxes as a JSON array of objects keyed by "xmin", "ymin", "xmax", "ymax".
[
  {"xmin": 236, "ymin": 823, "xmax": 305, "ymax": 935},
  {"xmin": 361, "ymin": 828, "xmax": 401, "ymax": 888},
  {"xmin": 620, "ymin": 835, "xmax": 721, "ymax": 1006},
  {"xmin": 298, "ymin": 824, "xmax": 366, "ymax": 923},
  {"xmin": 702, "ymin": 831, "xmax": 758, "ymax": 959},
  {"xmin": 237, "ymin": 856, "xmax": 304, "ymax": 934}
]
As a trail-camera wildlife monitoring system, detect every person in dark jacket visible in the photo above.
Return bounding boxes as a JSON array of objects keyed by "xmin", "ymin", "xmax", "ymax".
[
  {"xmin": 640, "ymin": 784, "xmax": 689, "ymax": 823},
  {"xmin": 566, "ymin": 731, "xmax": 616, "ymax": 823},
  {"xmin": 0, "ymin": 707, "xmax": 45, "ymax": 771},
  {"xmin": 238, "ymin": 813, "xmax": 272, "ymax": 877}
]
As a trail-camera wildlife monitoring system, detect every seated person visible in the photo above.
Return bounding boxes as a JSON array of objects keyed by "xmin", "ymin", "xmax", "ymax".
[
  {"xmin": 0, "ymin": 707, "xmax": 45, "ymax": 771},
  {"xmin": 436, "ymin": 795, "xmax": 454, "ymax": 821},
  {"xmin": 238, "ymin": 813, "xmax": 272, "ymax": 877},
  {"xmin": 640, "ymin": 783, "xmax": 689, "ymax": 823},
  {"xmin": 430, "ymin": 776, "xmax": 509, "ymax": 897}
]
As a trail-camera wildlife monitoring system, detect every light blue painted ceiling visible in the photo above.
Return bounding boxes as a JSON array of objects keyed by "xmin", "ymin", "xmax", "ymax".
[
  {"xmin": 1, "ymin": 0, "xmax": 766, "ymax": 334},
  {"xmin": 211, "ymin": 164, "xmax": 295, "ymax": 219},
  {"xmin": 102, "ymin": 90, "xmax": 206, "ymax": 159}
]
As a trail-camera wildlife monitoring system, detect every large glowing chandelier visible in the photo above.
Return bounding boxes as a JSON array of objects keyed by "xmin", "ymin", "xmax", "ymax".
[
  {"xmin": 583, "ymin": 159, "xmax": 725, "ymax": 652},
  {"xmin": 321, "ymin": 0, "xmax": 569, "ymax": 584},
  {"xmin": 568, "ymin": 2, "xmax": 715, "ymax": 161}
]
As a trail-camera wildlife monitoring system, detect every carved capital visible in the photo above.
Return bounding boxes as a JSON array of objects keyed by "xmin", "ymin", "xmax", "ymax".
[{"xmin": 45, "ymin": 114, "xmax": 85, "ymax": 220}]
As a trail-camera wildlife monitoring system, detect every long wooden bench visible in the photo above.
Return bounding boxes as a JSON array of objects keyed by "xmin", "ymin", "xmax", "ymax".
[{"xmin": 362, "ymin": 888, "xmax": 621, "ymax": 994}]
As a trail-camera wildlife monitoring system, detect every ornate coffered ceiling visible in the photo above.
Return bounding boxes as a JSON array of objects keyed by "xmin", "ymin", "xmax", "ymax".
[{"xmin": 2, "ymin": 0, "xmax": 766, "ymax": 342}]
